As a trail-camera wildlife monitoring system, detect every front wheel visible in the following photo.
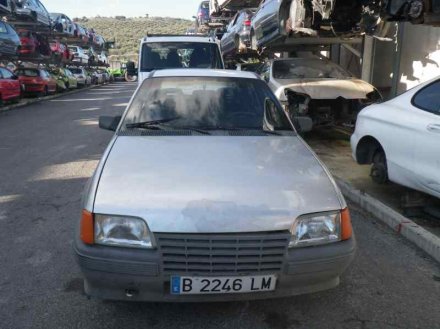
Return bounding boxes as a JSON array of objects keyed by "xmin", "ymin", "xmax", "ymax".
[{"xmin": 370, "ymin": 149, "xmax": 388, "ymax": 184}]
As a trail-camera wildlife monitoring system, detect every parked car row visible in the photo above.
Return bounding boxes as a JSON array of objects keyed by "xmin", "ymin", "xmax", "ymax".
[{"xmin": 0, "ymin": 65, "xmax": 114, "ymax": 106}]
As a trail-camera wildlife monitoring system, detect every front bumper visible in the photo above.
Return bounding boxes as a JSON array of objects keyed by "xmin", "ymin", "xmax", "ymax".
[{"xmin": 74, "ymin": 234, "xmax": 356, "ymax": 302}]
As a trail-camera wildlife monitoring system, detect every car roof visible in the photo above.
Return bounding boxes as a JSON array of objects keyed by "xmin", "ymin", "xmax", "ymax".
[
  {"xmin": 141, "ymin": 35, "xmax": 216, "ymax": 44},
  {"xmin": 149, "ymin": 69, "xmax": 259, "ymax": 80}
]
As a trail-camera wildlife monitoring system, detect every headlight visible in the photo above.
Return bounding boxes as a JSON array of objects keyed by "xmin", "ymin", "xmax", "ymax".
[
  {"xmin": 289, "ymin": 211, "xmax": 341, "ymax": 248},
  {"xmin": 94, "ymin": 214, "xmax": 154, "ymax": 249}
]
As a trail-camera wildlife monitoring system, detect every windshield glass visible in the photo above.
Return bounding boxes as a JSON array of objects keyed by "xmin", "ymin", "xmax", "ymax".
[
  {"xmin": 123, "ymin": 77, "xmax": 291, "ymax": 130},
  {"xmin": 140, "ymin": 42, "xmax": 223, "ymax": 71},
  {"xmin": 15, "ymin": 69, "xmax": 39, "ymax": 77},
  {"xmin": 273, "ymin": 59, "xmax": 351, "ymax": 79}
]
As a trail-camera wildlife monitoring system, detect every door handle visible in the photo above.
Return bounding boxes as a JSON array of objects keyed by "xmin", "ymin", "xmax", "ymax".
[{"xmin": 427, "ymin": 124, "xmax": 440, "ymax": 133}]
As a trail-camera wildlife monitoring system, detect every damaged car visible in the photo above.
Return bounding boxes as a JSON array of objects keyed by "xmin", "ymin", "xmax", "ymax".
[
  {"xmin": 12, "ymin": 0, "xmax": 51, "ymax": 27},
  {"xmin": 250, "ymin": 0, "xmax": 440, "ymax": 50},
  {"xmin": 259, "ymin": 57, "xmax": 381, "ymax": 129},
  {"xmin": 221, "ymin": 8, "xmax": 256, "ymax": 60},
  {"xmin": 351, "ymin": 76, "xmax": 440, "ymax": 199}
]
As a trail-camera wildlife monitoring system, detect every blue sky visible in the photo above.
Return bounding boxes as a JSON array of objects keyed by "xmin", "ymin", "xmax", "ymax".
[{"xmin": 43, "ymin": 0, "xmax": 202, "ymax": 19}]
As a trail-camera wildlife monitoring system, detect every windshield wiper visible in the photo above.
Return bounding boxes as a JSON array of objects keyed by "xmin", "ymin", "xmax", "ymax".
[{"xmin": 126, "ymin": 117, "xmax": 180, "ymax": 129}]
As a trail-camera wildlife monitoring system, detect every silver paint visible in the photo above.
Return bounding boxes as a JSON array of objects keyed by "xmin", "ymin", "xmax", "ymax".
[{"xmin": 91, "ymin": 135, "xmax": 343, "ymax": 233}]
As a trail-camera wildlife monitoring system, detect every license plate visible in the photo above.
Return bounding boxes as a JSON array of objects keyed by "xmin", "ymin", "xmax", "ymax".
[{"xmin": 170, "ymin": 275, "xmax": 277, "ymax": 295}]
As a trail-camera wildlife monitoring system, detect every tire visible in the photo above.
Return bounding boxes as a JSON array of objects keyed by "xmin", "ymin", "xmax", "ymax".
[
  {"xmin": 44, "ymin": 86, "xmax": 49, "ymax": 96},
  {"xmin": 370, "ymin": 149, "xmax": 388, "ymax": 184},
  {"xmin": 0, "ymin": 95, "xmax": 3, "ymax": 107}
]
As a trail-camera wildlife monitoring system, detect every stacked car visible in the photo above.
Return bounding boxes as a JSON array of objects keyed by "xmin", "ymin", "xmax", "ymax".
[
  {"xmin": 0, "ymin": 0, "xmax": 113, "ymax": 106},
  {"xmin": 196, "ymin": 1, "xmax": 440, "ymax": 58}
]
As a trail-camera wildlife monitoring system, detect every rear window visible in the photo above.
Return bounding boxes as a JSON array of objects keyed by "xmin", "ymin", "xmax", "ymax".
[
  {"xmin": 140, "ymin": 42, "xmax": 223, "ymax": 72},
  {"xmin": 15, "ymin": 69, "xmax": 39, "ymax": 77}
]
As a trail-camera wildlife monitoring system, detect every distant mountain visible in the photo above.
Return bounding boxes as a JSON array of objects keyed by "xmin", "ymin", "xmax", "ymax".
[{"xmin": 77, "ymin": 16, "xmax": 193, "ymax": 63}]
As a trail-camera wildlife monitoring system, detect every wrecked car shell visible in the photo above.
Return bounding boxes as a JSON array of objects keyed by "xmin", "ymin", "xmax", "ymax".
[
  {"xmin": 251, "ymin": 0, "xmax": 440, "ymax": 50},
  {"xmin": 262, "ymin": 58, "xmax": 381, "ymax": 127}
]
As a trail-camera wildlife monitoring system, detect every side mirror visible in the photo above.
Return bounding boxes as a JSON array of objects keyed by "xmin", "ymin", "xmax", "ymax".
[
  {"xmin": 263, "ymin": 73, "xmax": 269, "ymax": 83},
  {"xmin": 192, "ymin": 16, "xmax": 197, "ymax": 19},
  {"xmin": 99, "ymin": 115, "xmax": 121, "ymax": 131},
  {"xmin": 11, "ymin": 75, "xmax": 19, "ymax": 80}
]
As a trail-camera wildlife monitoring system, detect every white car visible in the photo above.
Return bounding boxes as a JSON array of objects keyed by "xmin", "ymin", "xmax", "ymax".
[
  {"xmin": 97, "ymin": 51, "xmax": 108, "ymax": 65},
  {"xmin": 69, "ymin": 46, "xmax": 89, "ymax": 64},
  {"xmin": 351, "ymin": 77, "xmax": 440, "ymax": 199},
  {"xmin": 68, "ymin": 67, "xmax": 91, "ymax": 86},
  {"xmin": 259, "ymin": 58, "xmax": 381, "ymax": 128},
  {"xmin": 137, "ymin": 35, "xmax": 224, "ymax": 85}
]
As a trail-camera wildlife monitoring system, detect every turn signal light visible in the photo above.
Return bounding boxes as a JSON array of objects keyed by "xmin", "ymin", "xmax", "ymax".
[
  {"xmin": 80, "ymin": 210, "xmax": 94, "ymax": 245},
  {"xmin": 341, "ymin": 208, "xmax": 353, "ymax": 241}
]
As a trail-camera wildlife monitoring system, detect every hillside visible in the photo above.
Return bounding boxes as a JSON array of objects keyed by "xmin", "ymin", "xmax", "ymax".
[{"xmin": 77, "ymin": 16, "xmax": 193, "ymax": 63}]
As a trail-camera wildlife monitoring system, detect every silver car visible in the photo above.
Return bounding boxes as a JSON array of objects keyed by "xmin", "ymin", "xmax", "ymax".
[{"xmin": 74, "ymin": 69, "xmax": 355, "ymax": 302}]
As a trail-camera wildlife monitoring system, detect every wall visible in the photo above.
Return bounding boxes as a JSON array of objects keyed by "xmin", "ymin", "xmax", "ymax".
[
  {"xmin": 397, "ymin": 23, "xmax": 440, "ymax": 94},
  {"xmin": 370, "ymin": 23, "xmax": 440, "ymax": 97}
]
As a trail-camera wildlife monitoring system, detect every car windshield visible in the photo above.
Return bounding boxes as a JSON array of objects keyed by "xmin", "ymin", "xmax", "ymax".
[
  {"xmin": 15, "ymin": 69, "xmax": 39, "ymax": 77},
  {"xmin": 140, "ymin": 42, "xmax": 223, "ymax": 71},
  {"xmin": 273, "ymin": 59, "xmax": 351, "ymax": 79},
  {"xmin": 123, "ymin": 76, "xmax": 292, "ymax": 131},
  {"xmin": 201, "ymin": 1, "xmax": 209, "ymax": 9}
]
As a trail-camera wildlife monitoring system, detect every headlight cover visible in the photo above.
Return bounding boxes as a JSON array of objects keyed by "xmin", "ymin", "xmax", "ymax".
[
  {"xmin": 289, "ymin": 211, "xmax": 341, "ymax": 248},
  {"xmin": 95, "ymin": 214, "xmax": 154, "ymax": 249}
]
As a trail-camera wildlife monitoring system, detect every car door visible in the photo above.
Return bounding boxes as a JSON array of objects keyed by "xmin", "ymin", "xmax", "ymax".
[
  {"xmin": 35, "ymin": 0, "xmax": 50, "ymax": 26},
  {"xmin": 410, "ymin": 79, "xmax": 440, "ymax": 194},
  {"xmin": 0, "ymin": 68, "xmax": 5, "ymax": 101}
]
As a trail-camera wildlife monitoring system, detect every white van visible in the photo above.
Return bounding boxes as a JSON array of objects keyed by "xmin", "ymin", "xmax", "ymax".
[{"xmin": 138, "ymin": 34, "xmax": 224, "ymax": 84}]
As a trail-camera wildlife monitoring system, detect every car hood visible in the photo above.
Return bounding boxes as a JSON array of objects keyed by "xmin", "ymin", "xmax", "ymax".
[
  {"xmin": 93, "ymin": 136, "xmax": 343, "ymax": 233},
  {"xmin": 273, "ymin": 78, "xmax": 375, "ymax": 100}
]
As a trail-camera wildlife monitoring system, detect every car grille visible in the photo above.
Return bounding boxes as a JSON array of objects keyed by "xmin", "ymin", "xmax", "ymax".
[{"xmin": 156, "ymin": 232, "xmax": 290, "ymax": 275}]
